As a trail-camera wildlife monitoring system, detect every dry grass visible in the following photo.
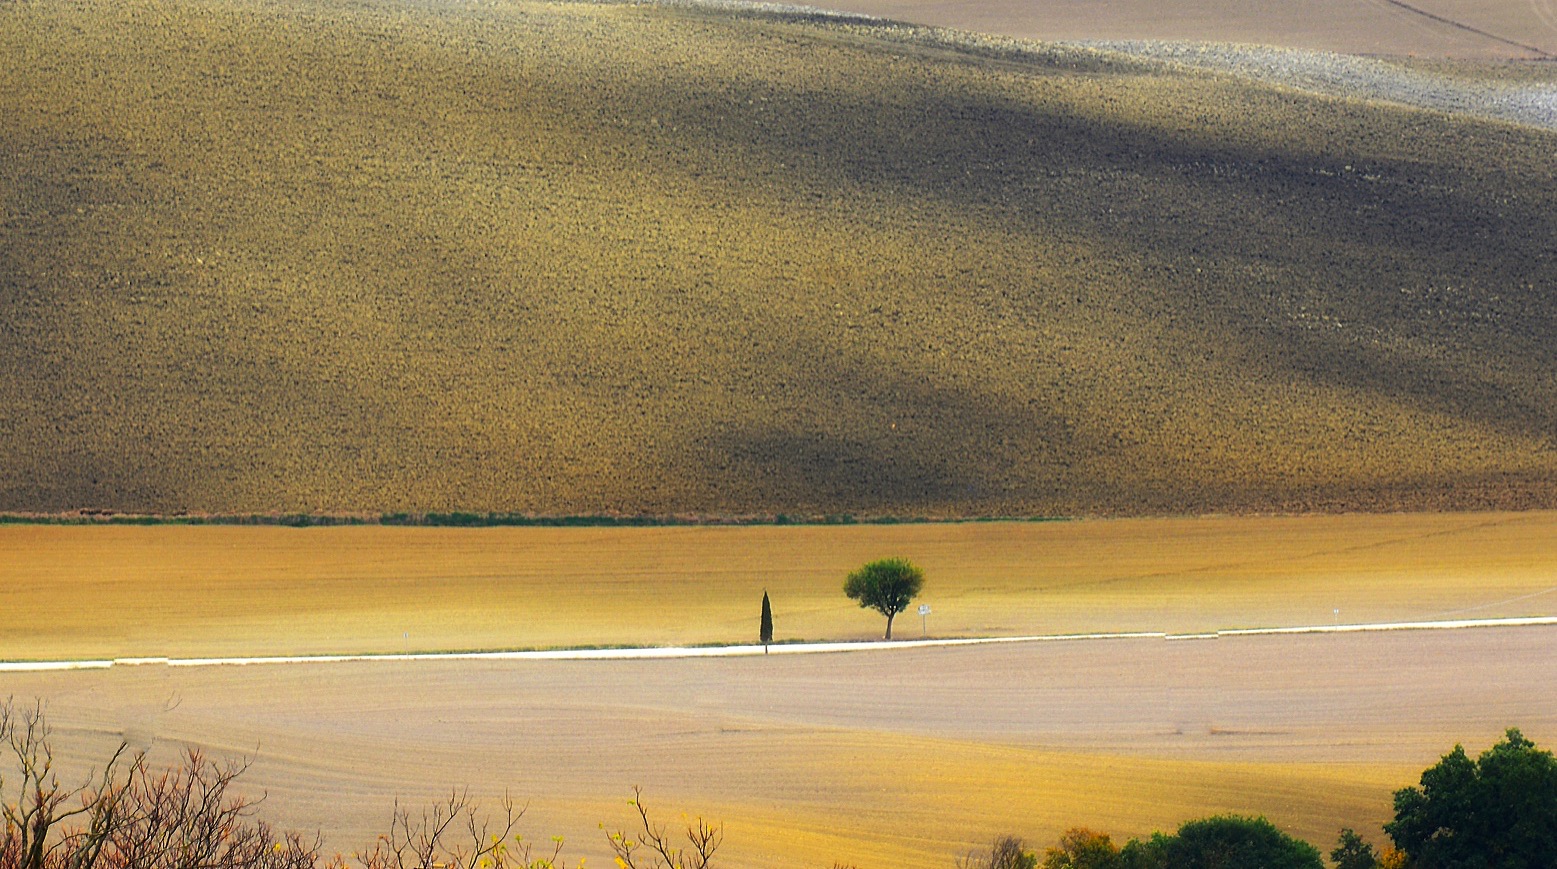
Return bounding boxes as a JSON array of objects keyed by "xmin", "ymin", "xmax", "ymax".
[
  {"xmin": 4, "ymin": 0, "xmax": 1557, "ymax": 518},
  {"xmin": 5, "ymin": 512, "xmax": 1557, "ymax": 659}
]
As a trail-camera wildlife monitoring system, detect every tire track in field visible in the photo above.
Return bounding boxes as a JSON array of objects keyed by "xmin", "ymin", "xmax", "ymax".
[
  {"xmin": 1533, "ymin": 0, "xmax": 1557, "ymax": 36},
  {"xmin": 1376, "ymin": 0, "xmax": 1553, "ymax": 57}
]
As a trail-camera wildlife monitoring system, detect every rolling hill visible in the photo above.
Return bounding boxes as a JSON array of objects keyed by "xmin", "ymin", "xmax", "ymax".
[{"xmin": 4, "ymin": 0, "xmax": 1557, "ymax": 517}]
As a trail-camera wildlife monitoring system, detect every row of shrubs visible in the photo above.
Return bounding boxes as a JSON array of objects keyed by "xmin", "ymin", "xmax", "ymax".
[
  {"xmin": 5, "ymin": 698, "xmax": 1552, "ymax": 869},
  {"xmin": 965, "ymin": 728, "xmax": 1557, "ymax": 869}
]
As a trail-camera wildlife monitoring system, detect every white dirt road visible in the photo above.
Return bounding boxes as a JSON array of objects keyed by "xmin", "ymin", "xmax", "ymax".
[
  {"xmin": 3, "ymin": 620, "xmax": 1555, "ymax": 868},
  {"xmin": 1, "ymin": 614, "xmax": 1552, "ymax": 670}
]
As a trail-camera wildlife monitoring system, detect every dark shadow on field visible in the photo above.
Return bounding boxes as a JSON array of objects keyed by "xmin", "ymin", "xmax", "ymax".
[
  {"xmin": 580, "ymin": 17, "xmax": 1557, "ymax": 444},
  {"xmin": 661, "ymin": 327, "xmax": 1267, "ymax": 514},
  {"xmin": 681, "ymin": 364, "xmax": 1093, "ymax": 513},
  {"xmin": 8, "ymin": 0, "xmax": 1557, "ymax": 514},
  {"xmin": 696, "ymin": 427, "xmax": 961, "ymax": 511}
]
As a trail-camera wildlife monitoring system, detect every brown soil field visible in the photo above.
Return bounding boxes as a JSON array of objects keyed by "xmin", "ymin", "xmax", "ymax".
[
  {"xmin": 808, "ymin": 0, "xmax": 1557, "ymax": 59},
  {"xmin": 5, "ymin": 0, "xmax": 1557, "ymax": 518},
  {"xmin": 3, "ymin": 629, "xmax": 1553, "ymax": 868},
  {"xmin": 5, "ymin": 512, "xmax": 1557, "ymax": 660}
]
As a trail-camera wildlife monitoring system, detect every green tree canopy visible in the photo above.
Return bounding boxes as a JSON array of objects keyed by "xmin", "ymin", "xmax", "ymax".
[
  {"xmin": 1118, "ymin": 815, "xmax": 1322, "ymax": 869},
  {"xmin": 1386, "ymin": 727, "xmax": 1557, "ymax": 868},
  {"xmin": 843, "ymin": 557, "xmax": 924, "ymax": 639},
  {"xmin": 1330, "ymin": 828, "xmax": 1377, "ymax": 869}
]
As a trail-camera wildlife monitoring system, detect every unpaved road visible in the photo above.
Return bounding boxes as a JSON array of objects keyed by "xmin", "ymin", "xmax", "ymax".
[
  {"xmin": 797, "ymin": 0, "xmax": 1557, "ymax": 58},
  {"xmin": 4, "ymin": 625, "xmax": 1553, "ymax": 868},
  {"xmin": 3, "ymin": 614, "xmax": 1552, "ymax": 669}
]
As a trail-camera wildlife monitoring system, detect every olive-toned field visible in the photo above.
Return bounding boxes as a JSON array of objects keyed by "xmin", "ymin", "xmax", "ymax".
[
  {"xmin": 5, "ymin": 512, "xmax": 1557, "ymax": 660},
  {"xmin": 814, "ymin": 0, "xmax": 1557, "ymax": 58},
  {"xmin": 5, "ymin": 0, "xmax": 1557, "ymax": 518}
]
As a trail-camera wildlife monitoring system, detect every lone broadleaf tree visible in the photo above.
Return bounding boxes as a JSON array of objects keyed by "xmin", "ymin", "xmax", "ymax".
[
  {"xmin": 760, "ymin": 590, "xmax": 773, "ymax": 650},
  {"xmin": 844, "ymin": 557, "xmax": 924, "ymax": 639},
  {"xmin": 1386, "ymin": 727, "xmax": 1557, "ymax": 866}
]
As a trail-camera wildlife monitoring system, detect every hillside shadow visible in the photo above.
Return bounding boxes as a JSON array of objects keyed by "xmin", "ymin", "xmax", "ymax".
[
  {"xmin": 588, "ymin": 31, "xmax": 1557, "ymax": 443},
  {"xmin": 674, "ymin": 347, "xmax": 1119, "ymax": 513}
]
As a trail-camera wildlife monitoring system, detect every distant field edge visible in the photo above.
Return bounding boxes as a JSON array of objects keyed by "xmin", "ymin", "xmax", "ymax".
[
  {"xmin": 8, "ymin": 502, "xmax": 1557, "ymax": 527},
  {"xmin": 0, "ymin": 511, "xmax": 1074, "ymax": 528}
]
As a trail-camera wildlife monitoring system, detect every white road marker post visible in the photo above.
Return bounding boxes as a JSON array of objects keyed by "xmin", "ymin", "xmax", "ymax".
[{"xmin": 918, "ymin": 603, "xmax": 931, "ymax": 638}]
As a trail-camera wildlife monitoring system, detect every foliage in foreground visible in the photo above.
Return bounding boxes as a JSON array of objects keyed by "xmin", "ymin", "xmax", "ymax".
[
  {"xmin": 10, "ymin": 695, "xmax": 1553, "ymax": 869},
  {"xmin": 0, "ymin": 702, "xmax": 717, "ymax": 869},
  {"xmin": 1000, "ymin": 818, "xmax": 1320, "ymax": 869},
  {"xmin": 1118, "ymin": 816, "xmax": 1323, "ymax": 869},
  {"xmin": 1330, "ymin": 828, "xmax": 1377, "ymax": 869},
  {"xmin": 1386, "ymin": 727, "xmax": 1557, "ymax": 868},
  {"xmin": 1025, "ymin": 728, "xmax": 1557, "ymax": 869}
]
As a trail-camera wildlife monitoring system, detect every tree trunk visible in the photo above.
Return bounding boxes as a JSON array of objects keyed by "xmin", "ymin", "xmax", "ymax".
[{"xmin": 884, "ymin": 612, "xmax": 894, "ymax": 640}]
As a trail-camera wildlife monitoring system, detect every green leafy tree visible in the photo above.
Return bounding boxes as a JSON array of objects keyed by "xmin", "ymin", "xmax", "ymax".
[
  {"xmin": 1386, "ymin": 727, "xmax": 1557, "ymax": 868},
  {"xmin": 759, "ymin": 590, "xmax": 773, "ymax": 650},
  {"xmin": 1117, "ymin": 816, "xmax": 1322, "ymax": 869},
  {"xmin": 1043, "ymin": 828, "xmax": 1122, "ymax": 869},
  {"xmin": 1331, "ymin": 828, "xmax": 1377, "ymax": 869},
  {"xmin": 842, "ymin": 557, "xmax": 924, "ymax": 639},
  {"xmin": 1118, "ymin": 833, "xmax": 1171, "ymax": 869}
]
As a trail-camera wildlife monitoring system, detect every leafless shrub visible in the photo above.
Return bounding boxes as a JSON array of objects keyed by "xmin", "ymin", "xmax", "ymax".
[
  {"xmin": 1, "ymin": 699, "xmax": 140, "ymax": 869},
  {"xmin": 957, "ymin": 836, "xmax": 1036, "ymax": 869},
  {"xmin": 1, "ymin": 700, "xmax": 316, "ymax": 869},
  {"xmin": 106, "ymin": 749, "xmax": 320, "ymax": 869},
  {"xmin": 4, "ymin": 701, "xmax": 724, "ymax": 869},
  {"xmin": 352, "ymin": 790, "xmax": 561, "ymax": 869},
  {"xmin": 604, "ymin": 787, "xmax": 720, "ymax": 869}
]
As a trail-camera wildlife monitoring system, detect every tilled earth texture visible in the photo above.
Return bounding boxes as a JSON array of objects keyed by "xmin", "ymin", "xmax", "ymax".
[{"xmin": 4, "ymin": 0, "xmax": 1557, "ymax": 517}]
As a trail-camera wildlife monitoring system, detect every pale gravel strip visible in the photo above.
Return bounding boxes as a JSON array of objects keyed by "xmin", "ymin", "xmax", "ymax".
[
  {"xmin": 648, "ymin": 0, "xmax": 1557, "ymax": 131},
  {"xmin": 4, "ymin": 616, "xmax": 1556, "ymax": 671},
  {"xmin": 1054, "ymin": 40, "xmax": 1557, "ymax": 130},
  {"xmin": 1219, "ymin": 615, "xmax": 1557, "ymax": 635},
  {"xmin": 0, "ymin": 660, "xmax": 113, "ymax": 672}
]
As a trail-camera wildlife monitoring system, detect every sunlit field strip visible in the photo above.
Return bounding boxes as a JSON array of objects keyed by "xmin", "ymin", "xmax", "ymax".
[{"xmin": 5, "ymin": 512, "xmax": 1557, "ymax": 660}]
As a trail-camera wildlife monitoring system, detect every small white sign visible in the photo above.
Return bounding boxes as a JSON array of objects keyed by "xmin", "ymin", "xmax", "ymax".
[{"xmin": 918, "ymin": 604, "xmax": 931, "ymax": 616}]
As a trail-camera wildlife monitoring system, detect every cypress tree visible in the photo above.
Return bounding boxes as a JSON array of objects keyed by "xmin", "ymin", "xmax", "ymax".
[{"xmin": 760, "ymin": 590, "xmax": 773, "ymax": 651}]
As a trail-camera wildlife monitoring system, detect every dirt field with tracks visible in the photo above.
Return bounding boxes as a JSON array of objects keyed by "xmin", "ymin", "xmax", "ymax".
[
  {"xmin": 4, "ymin": 515, "xmax": 1557, "ymax": 865},
  {"xmin": 2, "ymin": 629, "xmax": 1553, "ymax": 868},
  {"xmin": 9, "ymin": 0, "xmax": 1557, "ymax": 519}
]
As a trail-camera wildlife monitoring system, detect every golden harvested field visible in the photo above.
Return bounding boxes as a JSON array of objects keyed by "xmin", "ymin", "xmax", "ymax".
[
  {"xmin": 5, "ymin": 517, "xmax": 1556, "ymax": 865},
  {"xmin": 5, "ymin": 0, "xmax": 1557, "ymax": 518},
  {"xmin": 811, "ymin": 0, "xmax": 1557, "ymax": 58},
  {"xmin": 5, "ymin": 512, "xmax": 1557, "ymax": 660}
]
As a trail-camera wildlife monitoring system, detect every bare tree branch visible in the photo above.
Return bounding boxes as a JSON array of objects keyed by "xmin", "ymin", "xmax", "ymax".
[{"xmin": 604, "ymin": 788, "xmax": 720, "ymax": 869}]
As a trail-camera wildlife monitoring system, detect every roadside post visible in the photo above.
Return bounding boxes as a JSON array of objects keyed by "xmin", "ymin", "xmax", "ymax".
[{"xmin": 918, "ymin": 603, "xmax": 931, "ymax": 638}]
